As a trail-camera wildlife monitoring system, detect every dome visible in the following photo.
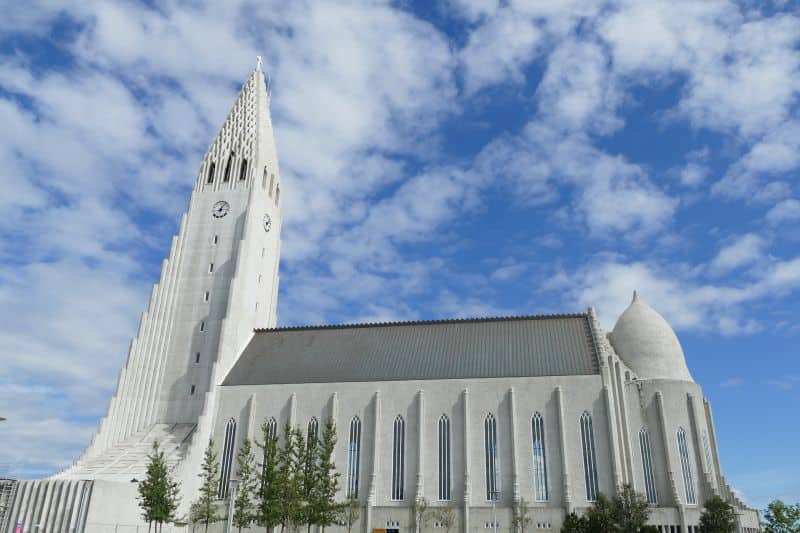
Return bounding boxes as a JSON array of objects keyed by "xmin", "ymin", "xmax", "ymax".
[{"xmin": 608, "ymin": 291, "xmax": 693, "ymax": 382}]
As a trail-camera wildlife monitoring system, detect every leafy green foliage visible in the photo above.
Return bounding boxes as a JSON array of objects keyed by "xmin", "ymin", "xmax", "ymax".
[
  {"xmin": 512, "ymin": 498, "xmax": 532, "ymax": 533},
  {"xmin": 193, "ymin": 439, "xmax": 223, "ymax": 533},
  {"xmin": 312, "ymin": 418, "xmax": 341, "ymax": 532},
  {"xmin": 138, "ymin": 440, "xmax": 181, "ymax": 531},
  {"xmin": 612, "ymin": 484, "xmax": 650, "ymax": 533},
  {"xmin": 763, "ymin": 500, "xmax": 800, "ymax": 533},
  {"xmin": 257, "ymin": 420, "xmax": 281, "ymax": 531},
  {"xmin": 414, "ymin": 496, "xmax": 431, "ymax": 532},
  {"xmin": 560, "ymin": 485, "xmax": 652, "ymax": 533},
  {"xmin": 233, "ymin": 438, "xmax": 259, "ymax": 533},
  {"xmin": 339, "ymin": 497, "xmax": 361, "ymax": 533},
  {"xmin": 699, "ymin": 496, "xmax": 737, "ymax": 533},
  {"xmin": 433, "ymin": 504, "xmax": 457, "ymax": 533}
]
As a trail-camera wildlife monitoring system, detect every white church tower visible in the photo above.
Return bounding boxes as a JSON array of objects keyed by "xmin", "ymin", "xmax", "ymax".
[{"xmin": 2, "ymin": 60, "xmax": 284, "ymax": 531}]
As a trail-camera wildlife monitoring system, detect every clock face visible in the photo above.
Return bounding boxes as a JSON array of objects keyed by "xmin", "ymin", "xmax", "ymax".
[
  {"xmin": 263, "ymin": 213, "xmax": 272, "ymax": 233},
  {"xmin": 212, "ymin": 200, "xmax": 230, "ymax": 218}
]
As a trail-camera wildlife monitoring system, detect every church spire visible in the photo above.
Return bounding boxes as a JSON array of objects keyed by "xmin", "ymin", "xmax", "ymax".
[{"xmin": 195, "ymin": 58, "xmax": 275, "ymax": 192}]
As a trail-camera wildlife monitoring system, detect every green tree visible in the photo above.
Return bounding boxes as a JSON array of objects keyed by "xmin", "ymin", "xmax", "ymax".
[
  {"xmin": 314, "ymin": 418, "xmax": 341, "ymax": 533},
  {"xmin": 275, "ymin": 423, "xmax": 305, "ymax": 533},
  {"xmin": 414, "ymin": 496, "xmax": 431, "ymax": 533},
  {"xmin": 561, "ymin": 511, "xmax": 588, "ymax": 533},
  {"xmin": 138, "ymin": 441, "xmax": 181, "ymax": 533},
  {"xmin": 512, "ymin": 498, "xmax": 532, "ymax": 533},
  {"xmin": 302, "ymin": 423, "xmax": 320, "ymax": 533},
  {"xmin": 433, "ymin": 503, "xmax": 457, "ymax": 533},
  {"xmin": 585, "ymin": 493, "xmax": 616, "ymax": 532},
  {"xmin": 339, "ymin": 498, "xmax": 360, "ymax": 533},
  {"xmin": 763, "ymin": 500, "xmax": 800, "ymax": 533},
  {"xmin": 257, "ymin": 420, "xmax": 281, "ymax": 533},
  {"xmin": 234, "ymin": 438, "xmax": 259, "ymax": 533},
  {"xmin": 194, "ymin": 439, "xmax": 223, "ymax": 533},
  {"xmin": 613, "ymin": 484, "xmax": 650, "ymax": 533},
  {"xmin": 699, "ymin": 496, "xmax": 737, "ymax": 533}
]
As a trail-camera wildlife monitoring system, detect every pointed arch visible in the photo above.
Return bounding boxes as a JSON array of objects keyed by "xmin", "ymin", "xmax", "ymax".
[
  {"xmin": 580, "ymin": 411, "xmax": 598, "ymax": 501},
  {"xmin": 438, "ymin": 414, "xmax": 451, "ymax": 500},
  {"xmin": 223, "ymin": 152, "xmax": 234, "ymax": 182},
  {"xmin": 260, "ymin": 417, "xmax": 278, "ymax": 492},
  {"xmin": 531, "ymin": 412, "xmax": 548, "ymax": 501},
  {"xmin": 639, "ymin": 427, "xmax": 657, "ymax": 504},
  {"xmin": 308, "ymin": 416, "xmax": 319, "ymax": 445},
  {"xmin": 677, "ymin": 427, "xmax": 696, "ymax": 504},
  {"xmin": 484, "ymin": 413, "xmax": 499, "ymax": 501},
  {"xmin": 391, "ymin": 415, "xmax": 405, "ymax": 500},
  {"xmin": 347, "ymin": 416, "xmax": 362, "ymax": 498},
  {"xmin": 219, "ymin": 417, "xmax": 237, "ymax": 498}
]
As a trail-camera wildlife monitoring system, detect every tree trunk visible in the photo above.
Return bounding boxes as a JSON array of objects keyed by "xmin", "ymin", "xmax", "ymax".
[{"xmin": 205, "ymin": 520, "xmax": 209, "ymax": 533}]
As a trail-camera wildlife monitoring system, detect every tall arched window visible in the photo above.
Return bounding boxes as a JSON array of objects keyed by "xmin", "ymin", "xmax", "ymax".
[
  {"xmin": 391, "ymin": 415, "xmax": 405, "ymax": 500},
  {"xmin": 639, "ymin": 427, "xmax": 657, "ymax": 504},
  {"xmin": 207, "ymin": 161, "xmax": 216, "ymax": 183},
  {"xmin": 531, "ymin": 413, "xmax": 548, "ymax": 501},
  {"xmin": 677, "ymin": 427, "xmax": 696, "ymax": 505},
  {"xmin": 223, "ymin": 152, "xmax": 234, "ymax": 182},
  {"xmin": 347, "ymin": 416, "xmax": 361, "ymax": 498},
  {"xmin": 580, "ymin": 411, "xmax": 598, "ymax": 501},
  {"xmin": 308, "ymin": 417, "xmax": 319, "ymax": 446},
  {"xmin": 484, "ymin": 413, "xmax": 499, "ymax": 501},
  {"xmin": 219, "ymin": 417, "xmax": 237, "ymax": 498},
  {"xmin": 438, "ymin": 414, "xmax": 451, "ymax": 500}
]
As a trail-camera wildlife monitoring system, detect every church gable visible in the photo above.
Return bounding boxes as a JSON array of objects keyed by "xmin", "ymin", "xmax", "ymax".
[{"xmin": 223, "ymin": 313, "xmax": 600, "ymax": 386}]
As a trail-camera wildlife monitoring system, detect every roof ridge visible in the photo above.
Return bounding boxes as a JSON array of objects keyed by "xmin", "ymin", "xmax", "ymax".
[{"xmin": 255, "ymin": 312, "xmax": 589, "ymax": 333}]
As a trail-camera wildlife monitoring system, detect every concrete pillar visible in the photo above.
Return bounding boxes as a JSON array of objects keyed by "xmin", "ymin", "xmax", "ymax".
[
  {"xmin": 462, "ymin": 389, "xmax": 471, "ymax": 533},
  {"xmin": 508, "ymin": 387, "xmax": 520, "ymax": 505},
  {"xmin": 416, "ymin": 390, "xmax": 425, "ymax": 502},
  {"xmin": 555, "ymin": 387, "xmax": 572, "ymax": 514},
  {"xmin": 602, "ymin": 383, "xmax": 623, "ymax": 492},
  {"xmin": 366, "ymin": 391, "xmax": 381, "ymax": 533}
]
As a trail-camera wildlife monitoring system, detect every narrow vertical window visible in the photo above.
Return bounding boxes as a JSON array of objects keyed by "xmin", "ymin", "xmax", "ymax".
[
  {"xmin": 200, "ymin": 321, "xmax": 205, "ymax": 332},
  {"xmin": 702, "ymin": 431, "xmax": 714, "ymax": 475},
  {"xmin": 209, "ymin": 263, "xmax": 214, "ymax": 273},
  {"xmin": 269, "ymin": 173, "xmax": 275, "ymax": 196},
  {"xmin": 531, "ymin": 412, "xmax": 548, "ymax": 501},
  {"xmin": 391, "ymin": 415, "xmax": 405, "ymax": 500},
  {"xmin": 639, "ymin": 428, "xmax": 658, "ymax": 504},
  {"xmin": 207, "ymin": 161, "xmax": 215, "ymax": 184},
  {"xmin": 195, "ymin": 352, "xmax": 200, "ymax": 363},
  {"xmin": 347, "ymin": 416, "xmax": 362, "ymax": 498},
  {"xmin": 677, "ymin": 428, "xmax": 696, "ymax": 505},
  {"xmin": 223, "ymin": 152, "xmax": 234, "ymax": 182},
  {"xmin": 212, "ymin": 235, "xmax": 218, "ymax": 245},
  {"xmin": 219, "ymin": 418, "xmax": 236, "ymax": 498},
  {"xmin": 275, "ymin": 185, "xmax": 281, "ymax": 205},
  {"xmin": 239, "ymin": 158, "xmax": 248, "ymax": 181},
  {"xmin": 308, "ymin": 417, "xmax": 319, "ymax": 446},
  {"xmin": 204, "ymin": 291, "xmax": 210, "ymax": 302},
  {"xmin": 484, "ymin": 413, "xmax": 499, "ymax": 501},
  {"xmin": 438, "ymin": 414, "xmax": 451, "ymax": 500},
  {"xmin": 580, "ymin": 411, "xmax": 599, "ymax": 501},
  {"xmin": 262, "ymin": 168, "xmax": 268, "ymax": 190},
  {"xmin": 190, "ymin": 384, "xmax": 195, "ymax": 395}
]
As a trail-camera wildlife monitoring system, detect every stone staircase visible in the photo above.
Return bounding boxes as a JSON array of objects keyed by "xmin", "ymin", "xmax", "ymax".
[{"xmin": 58, "ymin": 423, "xmax": 196, "ymax": 481}]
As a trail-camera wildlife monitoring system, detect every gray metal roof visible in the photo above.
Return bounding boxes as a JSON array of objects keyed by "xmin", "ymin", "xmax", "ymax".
[{"xmin": 223, "ymin": 314, "xmax": 600, "ymax": 386}]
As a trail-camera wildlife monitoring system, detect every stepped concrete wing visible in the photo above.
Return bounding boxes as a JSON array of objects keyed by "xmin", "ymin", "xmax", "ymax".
[
  {"xmin": 609, "ymin": 292, "xmax": 694, "ymax": 382},
  {"xmin": 223, "ymin": 314, "xmax": 601, "ymax": 386}
]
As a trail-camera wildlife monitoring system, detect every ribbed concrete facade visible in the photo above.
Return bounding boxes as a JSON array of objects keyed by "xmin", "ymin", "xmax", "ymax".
[{"xmin": 4, "ymin": 62, "xmax": 762, "ymax": 533}]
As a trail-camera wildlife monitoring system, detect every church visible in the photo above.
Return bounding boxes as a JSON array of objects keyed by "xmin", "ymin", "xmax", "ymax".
[{"xmin": 1, "ymin": 61, "xmax": 762, "ymax": 533}]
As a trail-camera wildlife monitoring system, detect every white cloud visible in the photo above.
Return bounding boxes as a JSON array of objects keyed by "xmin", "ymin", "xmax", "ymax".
[
  {"xmin": 710, "ymin": 233, "xmax": 766, "ymax": 275},
  {"xmin": 766, "ymin": 198, "xmax": 800, "ymax": 225}
]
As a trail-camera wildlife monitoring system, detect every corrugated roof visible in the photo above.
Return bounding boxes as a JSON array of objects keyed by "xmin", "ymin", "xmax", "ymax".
[{"xmin": 223, "ymin": 314, "xmax": 600, "ymax": 386}]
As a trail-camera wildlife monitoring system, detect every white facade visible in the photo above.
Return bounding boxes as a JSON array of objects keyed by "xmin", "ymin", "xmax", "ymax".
[{"xmin": 2, "ymin": 62, "xmax": 762, "ymax": 533}]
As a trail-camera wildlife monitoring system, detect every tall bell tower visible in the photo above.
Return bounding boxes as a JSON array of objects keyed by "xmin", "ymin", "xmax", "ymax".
[{"xmin": 72, "ymin": 57, "xmax": 283, "ymax": 462}]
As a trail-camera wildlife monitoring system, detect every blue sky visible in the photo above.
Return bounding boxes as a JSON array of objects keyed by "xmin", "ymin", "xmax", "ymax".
[{"xmin": 0, "ymin": 0, "xmax": 799, "ymax": 510}]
